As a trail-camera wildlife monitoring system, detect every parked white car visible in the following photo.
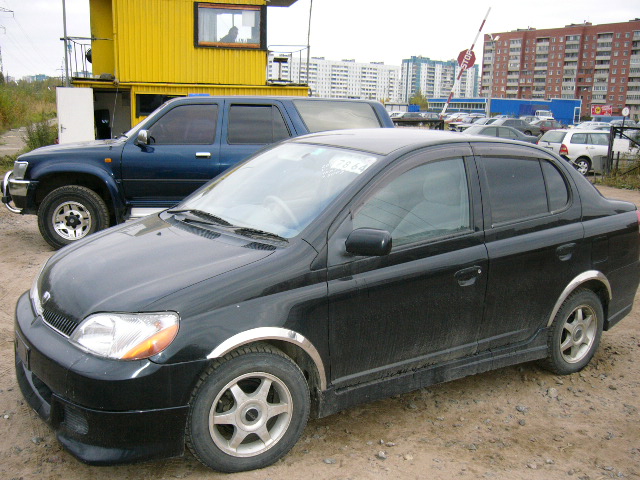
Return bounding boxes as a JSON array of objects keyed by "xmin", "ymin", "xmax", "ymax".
[{"xmin": 537, "ymin": 129, "xmax": 609, "ymax": 174}]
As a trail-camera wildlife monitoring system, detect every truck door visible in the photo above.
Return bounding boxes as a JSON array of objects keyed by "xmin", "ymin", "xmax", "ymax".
[
  {"xmin": 218, "ymin": 100, "xmax": 296, "ymax": 173},
  {"xmin": 120, "ymin": 102, "xmax": 221, "ymax": 208}
]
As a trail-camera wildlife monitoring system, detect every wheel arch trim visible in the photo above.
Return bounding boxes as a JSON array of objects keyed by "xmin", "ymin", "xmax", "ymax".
[
  {"xmin": 547, "ymin": 270, "xmax": 611, "ymax": 327},
  {"xmin": 206, "ymin": 327, "xmax": 327, "ymax": 391},
  {"xmin": 32, "ymin": 164, "xmax": 124, "ymax": 215}
]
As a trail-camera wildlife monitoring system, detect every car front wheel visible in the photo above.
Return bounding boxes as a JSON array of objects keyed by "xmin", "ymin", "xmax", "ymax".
[
  {"xmin": 187, "ymin": 343, "xmax": 310, "ymax": 473},
  {"xmin": 574, "ymin": 157, "xmax": 591, "ymax": 175},
  {"xmin": 542, "ymin": 289, "xmax": 604, "ymax": 375},
  {"xmin": 37, "ymin": 185, "xmax": 110, "ymax": 249}
]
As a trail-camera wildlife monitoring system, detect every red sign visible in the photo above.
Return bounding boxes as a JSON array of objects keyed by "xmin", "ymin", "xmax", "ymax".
[
  {"xmin": 457, "ymin": 49, "xmax": 476, "ymax": 70},
  {"xmin": 591, "ymin": 105, "xmax": 613, "ymax": 116}
]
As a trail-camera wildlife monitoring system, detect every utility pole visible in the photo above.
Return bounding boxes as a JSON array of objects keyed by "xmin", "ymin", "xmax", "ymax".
[
  {"xmin": 0, "ymin": 8, "xmax": 13, "ymax": 83},
  {"xmin": 305, "ymin": 0, "xmax": 313, "ymax": 92},
  {"xmin": 62, "ymin": 0, "xmax": 70, "ymax": 86}
]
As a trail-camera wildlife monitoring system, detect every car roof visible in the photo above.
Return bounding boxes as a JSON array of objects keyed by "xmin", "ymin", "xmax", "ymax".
[
  {"xmin": 544, "ymin": 129, "xmax": 608, "ymax": 136},
  {"xmin": 289, "ymin": 128, "xmax": 542, "ymax": 156}
]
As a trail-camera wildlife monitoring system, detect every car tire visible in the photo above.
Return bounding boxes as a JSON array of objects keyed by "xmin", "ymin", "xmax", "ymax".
[
  {"xmin": 37, "ymin": 185, "xmax": 110, "ymax": 249},
  {"xmin": 186, "ymin": 343, "xmax": 310, "ymax": 473},
  {"xmin": 574, "ymin": 157, "xmax": 591, "ymax": 175},
  {"xmin": 541, "ymin": 289, "xmax": 604, "ymax": 375},
  {"xmin": 524, "ymin": 130, "xmax": 532, "ymax": 135}
]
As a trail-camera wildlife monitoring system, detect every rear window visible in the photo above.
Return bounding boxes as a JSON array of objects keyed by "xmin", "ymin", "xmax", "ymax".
[
  {"xmin": 540, "ymin": 131, "xmax": 567, "ymax": 144},
  {"xmin": 293, "ymin": 100, "xmax": 382, "ymax": 133}
]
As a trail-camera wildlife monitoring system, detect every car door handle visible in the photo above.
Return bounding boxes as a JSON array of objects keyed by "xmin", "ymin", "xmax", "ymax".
[
  {"xmin": 195, "ymin": 152, "xmax": 212, "ymax": 158},
  {"xmin": 556, "ymin": 243, "xmax": 576, "ymax": 261},
  {"xmin": 454, "ymin": 266, "xmax": 482, "ymax": 287}
]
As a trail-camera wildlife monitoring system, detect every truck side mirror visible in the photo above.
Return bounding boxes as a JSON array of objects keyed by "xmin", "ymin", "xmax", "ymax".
[{"xmin": 136, "ymin": 130, "xmax": 150, "ymax": 146}]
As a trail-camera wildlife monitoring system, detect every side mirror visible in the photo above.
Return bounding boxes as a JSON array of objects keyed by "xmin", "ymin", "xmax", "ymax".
[
  {"xmin": 136, "ymin": 130, "xmax": 150, "ymax": 145},
  {"xmin": 345, "ymin": 228, "xmax": 392, "ymax": 257}
]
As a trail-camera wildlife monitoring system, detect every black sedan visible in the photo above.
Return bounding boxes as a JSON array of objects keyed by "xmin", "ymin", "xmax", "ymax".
[
  {"xmin": 462, "ymin": 124, "xmax": 539, "ymax": 143},
  {"xmin": 15, "ymin": 129, "xmax": 640, "ymax": 473}
]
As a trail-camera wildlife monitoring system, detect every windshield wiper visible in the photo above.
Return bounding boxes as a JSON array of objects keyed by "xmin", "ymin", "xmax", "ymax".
[
  {"xmin": 167, "ymin": 209, "xmax": 233, "ymax": 226},
  {"xmin": 234, "ymin": 227, "xmax": 288, "ymax": 243}
]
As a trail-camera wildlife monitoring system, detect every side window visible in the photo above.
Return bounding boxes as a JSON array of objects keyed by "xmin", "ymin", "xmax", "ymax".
[
  {"xmin": 227, "ymin": 105, "xmax": 291, "ymax": 144},
  {"xmin": 148, "ymin": 104, "xmax": 217, "ymax": 144},
  {"xmin": 588, "ymin": 133, "xmax": 609, "ymax": 145},
  {"xmin": 483, "ymin": 157, "xmax": 547, "ymax": 224},
  {"xmin": 541, "ymin": 160, "xmax": 569, "ymax": 211},
  {"xmin": 570, "ymin": 133, "xmax": 588, "ymax": 144},
  {"xmin": 484, "ymin": 127, "xmax": 499, "ymax": 136},
  {"xmin": 353, "ymin": 158, "xmax": 471, "ymax": 247},
  {"xmin": 498, "ymin": 127, "xmax": 517, "ymax": 139}
]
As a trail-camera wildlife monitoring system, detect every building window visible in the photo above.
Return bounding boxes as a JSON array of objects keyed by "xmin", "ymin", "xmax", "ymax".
[{"xmin": 195, "ymin": 3, "xmax": 264, "ymax": 49}]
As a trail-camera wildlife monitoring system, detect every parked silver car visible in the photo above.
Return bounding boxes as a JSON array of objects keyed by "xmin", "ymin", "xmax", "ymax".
[{"xmin": 537, "ymin": 129, "xmax": 609, "ymax": 174}]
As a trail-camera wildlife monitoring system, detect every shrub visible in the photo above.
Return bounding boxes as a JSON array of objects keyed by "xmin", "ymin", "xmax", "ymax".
[{"xmin": 23, "ymin": 118, "xmax": 58, "ymax": 151}]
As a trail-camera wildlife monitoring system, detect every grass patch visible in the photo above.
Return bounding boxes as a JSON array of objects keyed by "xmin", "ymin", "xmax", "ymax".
[{"xmin": 593, "ymin": 155, "xmax": 640, "ymax": 190}]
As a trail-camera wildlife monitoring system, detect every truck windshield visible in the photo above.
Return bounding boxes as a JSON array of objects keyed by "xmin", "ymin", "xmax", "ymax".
[{"xmin": 176, "ymin": 143, "xmax": 380, "ymax": 238}]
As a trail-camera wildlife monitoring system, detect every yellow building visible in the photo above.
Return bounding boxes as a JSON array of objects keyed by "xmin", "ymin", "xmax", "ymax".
[{"xmin": 73, "ymin": 0, "xmax": 308, "ymax": 136}]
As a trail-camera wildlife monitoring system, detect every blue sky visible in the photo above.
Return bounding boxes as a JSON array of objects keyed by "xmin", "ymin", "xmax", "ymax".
[{"xmin": 0, "ymin": 0, "xmax": 638, "ymax": 79}]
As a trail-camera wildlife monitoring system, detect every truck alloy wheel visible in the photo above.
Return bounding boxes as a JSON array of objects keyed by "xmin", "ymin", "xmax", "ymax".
[{"xmin": 37, "ymin": 185, "xmax": 110, "ymax": 249}]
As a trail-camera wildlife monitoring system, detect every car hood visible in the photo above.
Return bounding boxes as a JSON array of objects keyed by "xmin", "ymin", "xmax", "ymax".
[
  {"xmin": 19, "ymin": 138, "xmax": 126, "ymax": 159},
  {"xmin": 37, "ymin": 214, "xmax": 275, "ymax": 322}
]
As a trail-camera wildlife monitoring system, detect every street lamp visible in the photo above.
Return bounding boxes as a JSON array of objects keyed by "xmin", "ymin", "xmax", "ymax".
[{"xmin": 486, "ymin": 34, "xmax": 500, "ymax": 115}]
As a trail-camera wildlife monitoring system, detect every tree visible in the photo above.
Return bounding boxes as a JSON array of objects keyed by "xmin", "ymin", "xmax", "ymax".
[{"xmin": 409, "ymin": 91, "xmax": 429, "ymax": 110}]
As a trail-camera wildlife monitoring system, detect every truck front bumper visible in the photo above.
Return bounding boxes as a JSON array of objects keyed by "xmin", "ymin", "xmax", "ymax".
[{"xmin": 2, "ymin": 170, "xmax": 33, "ymax": 213}]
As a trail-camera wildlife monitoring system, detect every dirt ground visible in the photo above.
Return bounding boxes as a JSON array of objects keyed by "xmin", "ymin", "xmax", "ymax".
[{"xmin": 1, "ymin": 184, "xmax": 639, "ymax": 480}]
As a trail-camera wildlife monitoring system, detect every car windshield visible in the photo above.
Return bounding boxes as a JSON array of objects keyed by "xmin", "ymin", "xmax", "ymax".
[
  {"xmin": 175, "ymin": 143, "xmax": 381, "ymax": 238},
  {"xmin": 474, "ymin": 118, "xmax": 496, "ymax": 125}
]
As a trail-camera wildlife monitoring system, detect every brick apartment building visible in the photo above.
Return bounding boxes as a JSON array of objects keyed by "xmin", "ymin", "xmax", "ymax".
[{"xmin": 481, "ymin": 19, "xmax": 640, "ymax": 119}]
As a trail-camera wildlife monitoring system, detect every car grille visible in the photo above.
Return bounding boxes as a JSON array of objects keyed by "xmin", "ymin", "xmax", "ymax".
[{"xmin": 42, "ymin": 307, "xmax": 78, "ymax": 337}]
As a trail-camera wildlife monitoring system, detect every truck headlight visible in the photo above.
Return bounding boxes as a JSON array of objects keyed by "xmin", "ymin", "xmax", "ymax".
[
  {"xmin": 13, "ymin": 161, "xmax": 28, "ymax": 180},
  {"xmin": 70, "ymin": 312, "xmax": 179, "ymax": 360}
]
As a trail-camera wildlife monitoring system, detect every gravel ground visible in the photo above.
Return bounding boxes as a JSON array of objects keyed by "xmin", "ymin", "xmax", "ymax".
[{"xmin": 0, "ymin": 184, "xmax": 639, "ymax": 480}]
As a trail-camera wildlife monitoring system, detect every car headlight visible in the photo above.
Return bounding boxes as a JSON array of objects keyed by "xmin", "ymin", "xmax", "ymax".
[
  {"xmin": 70, "ymin": 312, "xmax": 179, "ymax": 360},
  {"xmin": 13, "ymin": 161, "xmax": 28, "ymax": 180}
]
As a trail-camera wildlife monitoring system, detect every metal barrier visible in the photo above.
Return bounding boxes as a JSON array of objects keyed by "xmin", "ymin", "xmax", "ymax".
[{"xmin": 606, "ymin": 126, "xmax": 640, "ymax": 175}]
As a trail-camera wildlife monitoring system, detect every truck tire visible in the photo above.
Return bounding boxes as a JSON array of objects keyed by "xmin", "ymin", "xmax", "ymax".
[{"xmin": 38, "ymin": 185, "xmax": 110, "ymax": 249}]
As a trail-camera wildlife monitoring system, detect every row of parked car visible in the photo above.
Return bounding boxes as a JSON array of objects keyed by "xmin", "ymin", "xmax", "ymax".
[{"xmin": 437, "ymin": 112, "xmax": 639, "ymax": 175}]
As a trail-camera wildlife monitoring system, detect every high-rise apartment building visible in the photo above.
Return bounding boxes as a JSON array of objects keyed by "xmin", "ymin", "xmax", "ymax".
[
  {"xmin": 481, "ymin": 19, "xmax": 640, "ymax": 118},
  {"xmin": 400, "ymin": 56, "xmax": 480, "ymax": 103},
  {"xmin": 268, "ymin": 55, "xmax": 401, "ymax": 102}
]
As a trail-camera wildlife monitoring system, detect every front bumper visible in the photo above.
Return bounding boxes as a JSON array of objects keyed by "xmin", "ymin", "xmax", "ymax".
[
  {"xmin": 2, "ymin": 170, "xmax": 32, "ymax": 213},
  {"xmin": 14, "ymin": 291, "xmax": 207, "ymax": 465}
]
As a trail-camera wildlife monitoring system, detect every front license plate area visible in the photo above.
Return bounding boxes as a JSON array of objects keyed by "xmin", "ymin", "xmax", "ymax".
[{"xmin": 15, "ymin": 334, "xmax": 30, "ymax": 369}]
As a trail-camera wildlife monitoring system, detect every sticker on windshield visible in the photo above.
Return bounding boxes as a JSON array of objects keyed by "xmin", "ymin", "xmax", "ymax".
[{"xmin": 329, "ymin": 154, "xmax": 377, "ymax": 175}]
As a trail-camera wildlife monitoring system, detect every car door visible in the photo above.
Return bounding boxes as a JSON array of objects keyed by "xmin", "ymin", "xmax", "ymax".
[
  {"xmin": 472, "ymin": 143, "xmax": 586, "ymax": 351},
  {"xmin": 497, "ymin": 127, "xmax": 521, "ymax": 141},
  {"xmin": 218, "ymin": 100, "xmax": 296, "ymax": 173},
  {"xmin": 587, "ymin": 132, "xmax": 610, "ymax": 158},
  {"xmin": 120, "ymin": 102, "xmax": 221, "ymax": 207},
  {"xmin": 326, "ymin": 146, "xmax": 488, "ymax": 388}
]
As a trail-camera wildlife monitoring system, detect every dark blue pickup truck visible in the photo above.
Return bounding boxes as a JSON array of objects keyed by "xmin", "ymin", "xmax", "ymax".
[{"xmin": 2, "ymin": 96, "xmax": 394, "ymax": 248}]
